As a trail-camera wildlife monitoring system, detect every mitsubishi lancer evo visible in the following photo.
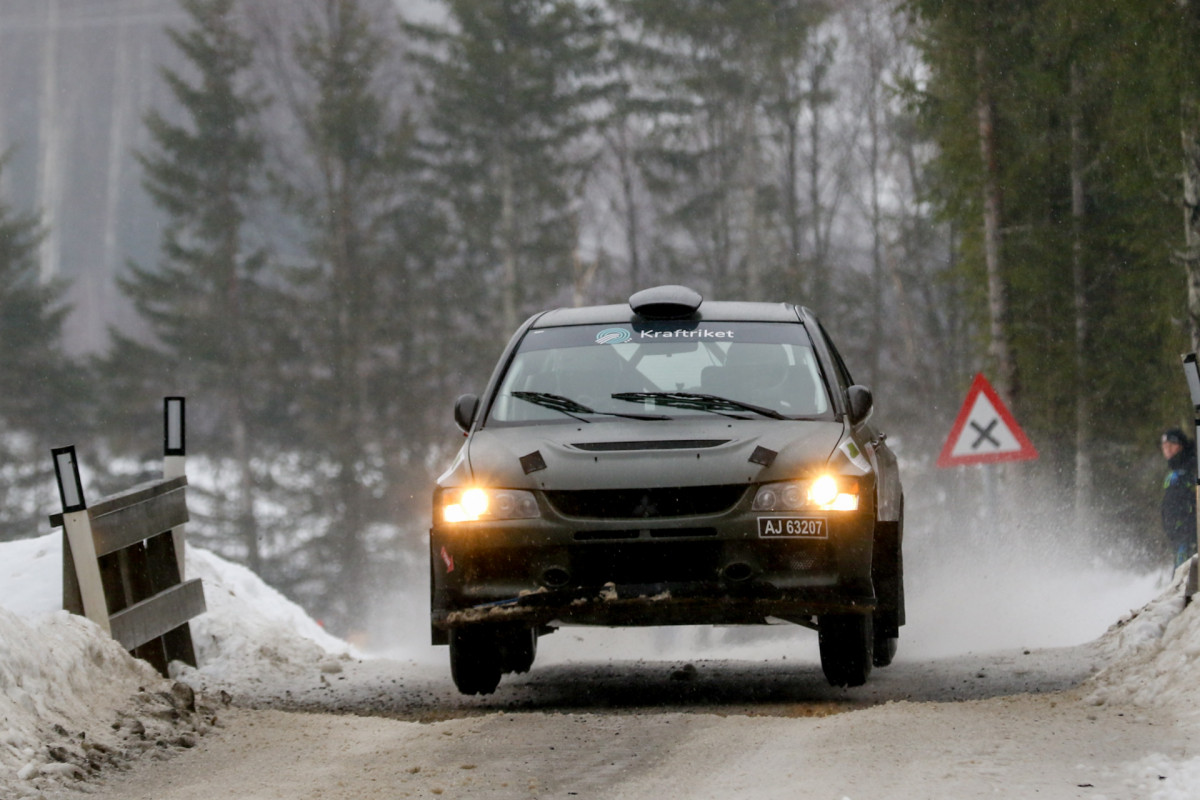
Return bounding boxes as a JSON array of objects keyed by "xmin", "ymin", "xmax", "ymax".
[{"xmin": 430, "ymin": 285, "xmax": 904, "ymax": 695}]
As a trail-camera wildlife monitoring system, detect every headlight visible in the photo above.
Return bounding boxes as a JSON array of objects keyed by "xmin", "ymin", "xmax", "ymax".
[
  {"xmin": 752, "ymin": 476, "xmax": 859, "ymax": 512},
  {"xmin": 442, "ymin": 488, "xmax": 540, "ymax": 523}
]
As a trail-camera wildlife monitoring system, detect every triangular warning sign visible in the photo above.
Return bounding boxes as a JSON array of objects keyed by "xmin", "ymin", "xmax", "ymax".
[{"xmin": 936, "ymin": 373, "xmax": 1038, "ymax": 468}]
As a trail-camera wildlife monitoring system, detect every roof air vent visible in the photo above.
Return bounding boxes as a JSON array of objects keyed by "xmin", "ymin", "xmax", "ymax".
[{"xmin": 629, "ymin": 285, "xmax": 703, "ymax": 320}]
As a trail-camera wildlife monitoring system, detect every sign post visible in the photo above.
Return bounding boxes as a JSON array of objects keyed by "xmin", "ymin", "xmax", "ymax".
[{"xmin": 1180, "ymin": 354, "xmax": 1200, "ymax": 599}]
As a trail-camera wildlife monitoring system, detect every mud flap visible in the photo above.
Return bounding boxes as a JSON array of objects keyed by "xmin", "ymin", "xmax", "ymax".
[{"xmin": 871, "ymin": 515, "xmax": 904, "ymax": 638}]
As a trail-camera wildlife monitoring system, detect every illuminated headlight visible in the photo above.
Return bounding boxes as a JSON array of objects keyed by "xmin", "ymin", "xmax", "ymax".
[
  {"xmin": 442, "ymin": 488, "xmax": 539, "ymax": 523},
  {"xmin": 751, "ymin": 476, "xmax": 859, "ymax": 512}
]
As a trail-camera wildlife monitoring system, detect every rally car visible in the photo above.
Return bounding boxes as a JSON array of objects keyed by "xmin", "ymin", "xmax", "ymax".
[{"xmin": 430, "ymin": 285, "xmax": 904, "ymax": 694}]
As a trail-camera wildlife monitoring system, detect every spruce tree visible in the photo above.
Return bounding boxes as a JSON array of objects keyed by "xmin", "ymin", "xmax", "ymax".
[
  {"xmin": 407, "ymin": 0, "xmax": 608, "ymax": 339},
  {"xmin": 108, "ymin": 0, "xmax": 273, "ymax": 570},
  {"xmin": 275, "ymin": 0, "xmax": 424, "ymax": 633},
  {"xmin": 612, "ymin": 0, "xmax": 831, "ymax": 302},
  {"xmin": 0, "ymin": 155, "xmax": 81, "ymax": 540}
]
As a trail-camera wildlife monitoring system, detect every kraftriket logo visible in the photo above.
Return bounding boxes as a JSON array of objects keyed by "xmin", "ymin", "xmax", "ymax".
[{"xmin": 595, "ymin": 328, "xmax": 632, "ymax": 344}]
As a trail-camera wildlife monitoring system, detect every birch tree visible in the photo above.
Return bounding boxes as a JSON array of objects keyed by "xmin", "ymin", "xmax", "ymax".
[{"xmin": 1179, "ymin": 1, "xmax": 1200, "ymax": 353}]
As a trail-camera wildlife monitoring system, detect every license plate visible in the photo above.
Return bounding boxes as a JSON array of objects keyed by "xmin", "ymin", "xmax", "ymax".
[{"xmin": 757, "ymin": 517, "xmax": 826, "ymax": 539}]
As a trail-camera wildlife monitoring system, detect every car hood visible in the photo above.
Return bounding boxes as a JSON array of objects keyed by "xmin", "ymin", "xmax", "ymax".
[{"xmin": 451, "ymin": 418, "xmax": 847, "ymax": 491}]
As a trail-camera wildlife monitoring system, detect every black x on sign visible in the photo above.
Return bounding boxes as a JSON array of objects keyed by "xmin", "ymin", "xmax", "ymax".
[
  {"xmin": 937, "ymin": 373, "xmax": 1038, "ymax": 468},
  {"xmin": 970, "ymin": 419, "xmax": 1000, "ymax": 448}
]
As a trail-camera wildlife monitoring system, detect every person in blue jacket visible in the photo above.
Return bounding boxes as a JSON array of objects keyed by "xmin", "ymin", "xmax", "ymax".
[{"xmin": 1161, "ymin": 427, "xmax": 1198, "ymax": 568}]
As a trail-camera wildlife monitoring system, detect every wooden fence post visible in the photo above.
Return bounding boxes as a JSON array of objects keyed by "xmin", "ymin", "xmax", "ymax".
[
  {"xmin": 49, "ymin": 398, "xmax": 205, "ymax": 677},
  {"xmin": 52, "ymin": 446, "xmax": 108, "ymax": 632}
]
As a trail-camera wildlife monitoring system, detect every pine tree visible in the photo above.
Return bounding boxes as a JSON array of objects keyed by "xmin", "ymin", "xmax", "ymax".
[{"xmin": 107, "ymin": 0, "xmax": 273, "ymax": 570}]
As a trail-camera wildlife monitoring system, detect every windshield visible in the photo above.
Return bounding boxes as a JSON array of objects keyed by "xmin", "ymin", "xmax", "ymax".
[{"xmin": 486, "ymin": 321, "xmax": 831, "ymax": 425}]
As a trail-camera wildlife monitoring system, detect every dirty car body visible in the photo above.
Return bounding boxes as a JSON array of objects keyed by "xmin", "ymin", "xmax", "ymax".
[{"xmin": 430, "ymin": 286, "xmax": 904, "ymax": 694}]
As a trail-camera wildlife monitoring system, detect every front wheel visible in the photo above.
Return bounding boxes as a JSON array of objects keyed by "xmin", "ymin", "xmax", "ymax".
[
  {"xmin": 818, "ymin": 613, "xmax": 873, "ymax": 688},
  {"xmin": 449, "ymin": 628, "xmax": 502, "ymax": 695}
]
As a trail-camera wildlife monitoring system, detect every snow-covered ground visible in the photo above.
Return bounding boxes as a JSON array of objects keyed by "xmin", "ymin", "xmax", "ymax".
[{"xmin": 2, "ymin": 529, "xmax": 1199, "ymax": 798}]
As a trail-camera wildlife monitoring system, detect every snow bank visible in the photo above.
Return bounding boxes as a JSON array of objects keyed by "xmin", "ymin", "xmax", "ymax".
[
  {"xmin": 0, "ymin": 606, "xmax": 215, "ymax": 799},
  {"xmin": 0, "ymin": 533, "xmax": 356, "ymax": 798},
  {"xmin": 181, "ymin": 546, "xmax": 357, "ymax": 687},
  {"xmin": 1077, "ymin": 559, "xmax": 1200, "ymax": 800},
  {"xmin": 1087, "ymin": 559, "xmax": 1200, "ymax": 717}
]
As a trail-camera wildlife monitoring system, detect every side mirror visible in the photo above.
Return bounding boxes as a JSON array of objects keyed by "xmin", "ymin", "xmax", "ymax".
[
  {"xmin": 453, "ymin": 394, "xmax": 479, "ymax": 433},
  {"xmin": 846, "ymin": 385, "xmax": 873, "ymax": 425}
]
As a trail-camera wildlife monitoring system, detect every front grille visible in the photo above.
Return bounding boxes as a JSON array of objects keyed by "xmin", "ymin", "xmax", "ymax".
[
  {"xmin": 545, "ymin": 485, "xmax": 745, "ymax": 519},
  {"xmin": 574, "ymin": 530, "xmax": 641, "ymax": 541},
  {"xmin": 574, "ymin": 527, "xmax": 718, "ymax": 541}
]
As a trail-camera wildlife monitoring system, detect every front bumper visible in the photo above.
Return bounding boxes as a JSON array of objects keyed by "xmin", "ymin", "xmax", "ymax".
[{"xmin": 430, "ymin": 486, "xmax": 877, "ymax": 635}]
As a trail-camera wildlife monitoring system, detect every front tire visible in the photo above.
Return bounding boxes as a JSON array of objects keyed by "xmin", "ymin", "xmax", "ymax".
[
  {"xmin": 819, "ymin": 613, "xmax": 873, "ymax": 688},
  {"xmin": 449, "ymin": 628, "xmax": 502, "ymax": 695}
]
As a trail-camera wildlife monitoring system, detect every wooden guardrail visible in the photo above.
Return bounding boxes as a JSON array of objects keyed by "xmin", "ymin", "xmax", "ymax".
[{"xmin": 48, "ymin": 397, "xmax": 205, "ymax": 677}]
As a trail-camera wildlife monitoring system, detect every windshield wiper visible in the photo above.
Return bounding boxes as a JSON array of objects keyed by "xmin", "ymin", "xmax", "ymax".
[
  {"xmin": 610, "ymin": 391, "xmax": 788, "ymax": 420},
  {"xmin": 512, "ymin": 391, "xmax": 669, "ymax": 422}
]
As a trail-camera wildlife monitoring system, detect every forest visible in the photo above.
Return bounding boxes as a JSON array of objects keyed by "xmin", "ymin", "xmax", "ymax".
[{"xmin": 0, "ymin": 0, "xmax": 1195, "ymax": 639}]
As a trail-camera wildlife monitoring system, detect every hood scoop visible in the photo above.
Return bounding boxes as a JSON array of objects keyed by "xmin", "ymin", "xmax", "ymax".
[{"xmin": 569, "ymin": 439, "xmax": 730, "ymax": 452}]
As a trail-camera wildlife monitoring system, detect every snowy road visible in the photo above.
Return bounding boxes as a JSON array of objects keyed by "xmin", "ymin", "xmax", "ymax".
[
  {"xmin": 9, "ymin": 533, "xmax": 1200, "ymax": 799},
  {"xmin": 209, "ymin": 639, "xmax": 1105, "ymax": 720},
  {"xmin": 42, "ymin": 692, "xmax": 1188, "ymax": 800},
  {"xmin": 38, "ymin": 639, "xmax": 1196, "ymax": 800}
]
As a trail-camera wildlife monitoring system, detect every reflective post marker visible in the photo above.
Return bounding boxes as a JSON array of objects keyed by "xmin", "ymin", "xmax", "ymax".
[
  {"xmin": 163, "ymin": 397, "xmax": 187, "ymax": 577},
  {"xmin": 52, "ymin": 446, "xmax": 85, "ymax": 513},
  {"xmin": 164, "ymin": 396, "xmax": 185, "ymax": 456}
]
